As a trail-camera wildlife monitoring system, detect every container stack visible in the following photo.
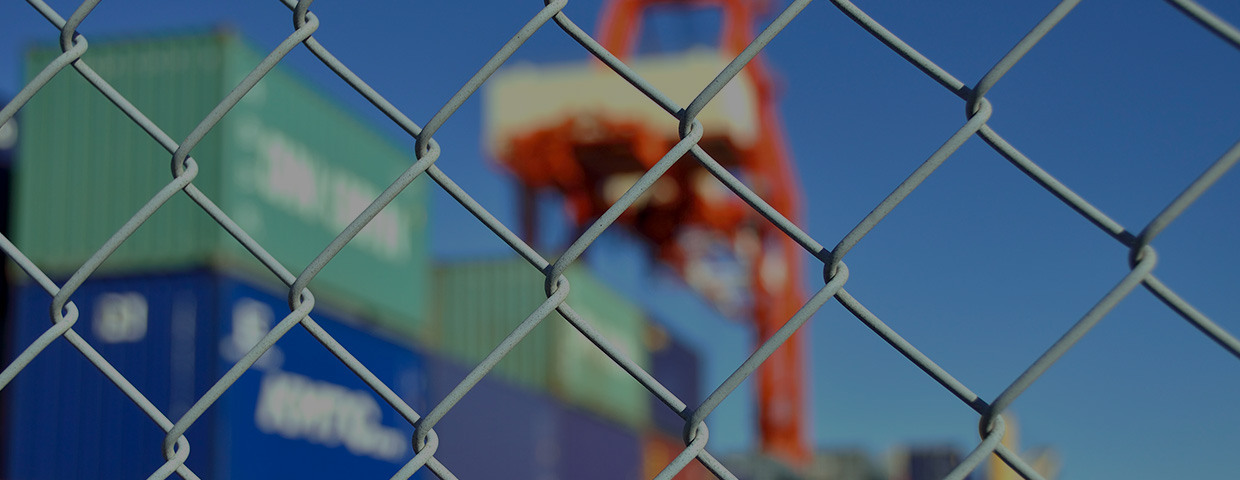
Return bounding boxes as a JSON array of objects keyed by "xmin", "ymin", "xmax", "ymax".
[
  {"xmin": 5, "ymin": 31, "xmax": 712, "ymax": 479},
  {"xmin": 430, "ymin": 257, "xmax": 651, "ymax": 430},
  {"xmin": 5, "ymin": 32, "xmax": 432, "ymax": 479}
]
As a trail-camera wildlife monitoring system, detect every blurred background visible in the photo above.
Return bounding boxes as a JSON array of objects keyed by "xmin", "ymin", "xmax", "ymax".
[{"xmin": 0, "ymin": 1, "xmax": 1237, "ymax": 479}]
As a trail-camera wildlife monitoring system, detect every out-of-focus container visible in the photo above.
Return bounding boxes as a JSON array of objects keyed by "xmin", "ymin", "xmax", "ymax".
[
  {"xmin": 888, "ymin": 445, "xmax": 973, "ymax": 480},
  {"xmin": 803, "ymin": 449, "xmax": 882, "ymax": 480},
  {"xmin": 13, "ymin": 32, "xmax": 430, "ymax": 339},
  {"xmin": 555, "ymin": 406, "xmax": 643, "ymax": 480},
  {"xmin": 431, "ymin": 257, "xmax": 651, "ymax": 430},
  {"xmin": 643, "ymin": 433, "xmax": 710, "ymax": 480},
  {"xmin": 5, "ymin": 270, "xmax": 427, "ymax": 479},
  {"xmin": 646, "ymin": 322, "xmax": 701, "ymax": 437},
  {"xmin": 425, "ymin": 355, "xmax": 559, "ymax": 479},
  {"xmin": 719, "ymin": 452, "xmax": 803, "ymax": 480}
]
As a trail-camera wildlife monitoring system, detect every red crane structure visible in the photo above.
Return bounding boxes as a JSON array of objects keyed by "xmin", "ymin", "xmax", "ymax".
[{"xmin": 484, "ymin": 0, "xmax": 811, "ymax": 467}]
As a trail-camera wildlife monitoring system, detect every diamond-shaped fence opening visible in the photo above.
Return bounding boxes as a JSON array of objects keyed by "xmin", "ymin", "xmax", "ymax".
[{"xmin": 0, "ymin": 0, "xmax": 1236, "ymax": 479}]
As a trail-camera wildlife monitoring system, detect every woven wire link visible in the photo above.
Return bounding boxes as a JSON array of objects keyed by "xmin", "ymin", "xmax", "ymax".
[{"xmin": 0, "ymin": 0, "xmax": 1236, "ymax": 479}]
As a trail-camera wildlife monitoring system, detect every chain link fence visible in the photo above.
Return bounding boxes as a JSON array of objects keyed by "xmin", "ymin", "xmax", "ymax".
[{"xmin": 1, "ymin": 0, "xmax": 1237, "ymax": 479}]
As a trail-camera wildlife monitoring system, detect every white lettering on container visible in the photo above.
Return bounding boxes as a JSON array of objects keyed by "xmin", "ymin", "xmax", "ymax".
[
  {"xmin": 93, "ymin": 292, "xmax": 148, "ymax": 343},
  {"xmin": 233, "ymin": 117, "xmax": 415, "ymax": 263},
  {"xmin": 253, "ymin": 371, "xmax": 408, "ymax": 462}
]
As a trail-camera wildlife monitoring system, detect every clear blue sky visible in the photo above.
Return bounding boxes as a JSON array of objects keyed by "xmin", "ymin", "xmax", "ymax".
[{"xmin": 2, "ymin": 1, "xmax": 1238, "ymax": 479}]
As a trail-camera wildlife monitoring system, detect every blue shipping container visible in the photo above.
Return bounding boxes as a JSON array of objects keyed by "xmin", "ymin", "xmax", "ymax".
[
  {"xmin": 5, "ymin": 270, "xmax": 427, "ymax": 479},
  {"xmin": 647, "ymin": 323, "xmax": 702, "ymax": 438},
  {"xmin": 426, "ymin": 356, "xmax": 558, "ymax": 480}
]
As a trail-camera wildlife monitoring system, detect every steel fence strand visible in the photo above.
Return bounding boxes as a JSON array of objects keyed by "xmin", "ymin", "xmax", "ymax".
[
  {"xmin": 55, "ymin": 0, "xmax": 99, "ymax": 51},
  {"xmin": 0, "ymin": 38, "xmax": 87, "ymax": 133},
  {"xmin": 1142, "ymin": 274, "xmax": 1240, "ymax": 358},
  {"xmin": 1133, "ymin": 139, "xmax": 1240, "ymax": 252},
  {"xmin": 945, "ymin": 415, "xmax": 1007, "ymax": 480},
  {"xmin": 550, "ymin": 10, "xmax": 684, "ymax": 116},
  {"xmin": 274, "ymin": 0, "xmax": 429, "ymax": 141},
  {"xmin": 833, "ymin": 288, "xmax": 986, "ymax": 411},
  {"xmin": 831, "ymin": 288, "xmax": 1044, "ymax": 477},
  {"xmin": 290, "ymin": 140, "xmax": 441, "ymax": 309},
  {"xmin": 412, "ymin": 280, "xmax": 571, "ymax": 454},
  {"xmin": 687, "ymin": 265, "xmax": 848, "ymax": 443},
  {"xmin": 983, "ymin": 246, "xmax": 1159, "ymax": 429},
  {"xmin": 828, "ymin": 0, "xmax": 970, "ymax": 97},
  {"xmin": 413, "ymin": 0, "xmax": 568, "ymax": 158},
  {"xmin": 171, "ymin": 12, "xmax": 319, "ymax": 176},
  {"xmin": 425, "ymin": 165, "xmax": 549, "ymax": 271},
  {"xmin": 966, "ymin": 0, "xmax": 1081, "ymax": 116},
  {"xmin": 2, "ymin": 0, "xmax": 1235, "ymax": 478},
  {"xmin": 657, "ymin": 423, "xmax": 727, "ymax": 480},
  {"xmin": 690, "ymin": 145, "xmax": 828, "ymax": 260},
  {"xmin": 555, "ymin": 298, "xmax": 731, "ymax": 474},
  {"xmin": 548, "ymin": 120, "xmax": 704, "ymax": 287},
  {"xmin": 680, "ymin": 0, "xmax": 810, "ymax": 136},
  {"xmin": 1166, "ymin": 0, "xmax": 1240, "ymax": 49},
  {"xmin": 51, "ymin": 161, "xmax": 199, "ymax": 322},
  {"xmin": 976, "ymin": 125, "xmax": 1134, "ymax": 243},
  {"xmin": 828, "ymin": 99, "xmax": 993, "ymax": 271},
  {"xmin": 294, "ymin": 314, "xmax": 453, "ymax": 478},
  {"xmin": 158, "ymin": 294, "xmax": 316, "ymax": 479}
]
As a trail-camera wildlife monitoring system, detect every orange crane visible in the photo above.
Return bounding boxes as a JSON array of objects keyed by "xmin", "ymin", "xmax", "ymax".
[{"xmin": 484, "ymin": 0, "xmax": 811, "ymax": 467}]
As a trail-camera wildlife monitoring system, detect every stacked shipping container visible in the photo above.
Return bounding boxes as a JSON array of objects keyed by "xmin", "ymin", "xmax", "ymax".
[
  {"xmin": 7, "ymin": 271, "xmax": 428, "ymax": 479},
  {"xmin": 4, "ymin": 31, "xmax": 711, "ymax": 479},
  {"xmin": 12, "ymin": 32, "xmax": 431, "ymax": 339},
  {"xmin": 431, "ymin": 257, "xmax": 652, "ymax": 430}
]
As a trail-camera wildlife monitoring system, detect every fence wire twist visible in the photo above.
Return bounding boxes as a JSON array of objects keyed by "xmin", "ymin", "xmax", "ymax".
[{"xmin": 0, "ymin": 0, "xmax": 1237, "ymax": 479}]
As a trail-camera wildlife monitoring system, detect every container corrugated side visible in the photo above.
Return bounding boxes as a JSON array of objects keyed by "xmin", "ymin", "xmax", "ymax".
[
  {"xmin": 13, "ymin": 32, "xmax": 431, "ymax": 340},
  {"xmin": 431, "ymin": 259, "xmax": 554, "ymax": 391},
  {"xmin": 14, "ymin": 35, "xmax": 227, "ymax": 276},
  {"xmin": 214, "ymin": 275, "xmax": 428, "ymax": 479},
  {"xmin": 426, "ymin": 354, "xmax": 558, "ymax": 479},
  {"xmin": 555, "ymin": 406, "xmax": 643, "ymax": 480},
  {"xmin": 216, "ymin": 36, "xmax": 430, "ymax": 338},
  {"xmin": 5, "ymin": 271, "xmax": 219, "ymax": 479},
  {"xmin": 548, "ymin": 267, "xmax": 650, "ymax": 430},
  {"xmin": 432, "ymin": 257, "xmax": 651, "ymax": 429}
]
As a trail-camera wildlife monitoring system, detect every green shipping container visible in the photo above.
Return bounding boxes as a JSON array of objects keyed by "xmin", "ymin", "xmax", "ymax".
[
  {"xmin": 432, "ymin": 257, "xmax": 651, "ymax": 430},
  {"xmin": 13, "ymin": 32, "xmax": 430, "ymax": 337}
]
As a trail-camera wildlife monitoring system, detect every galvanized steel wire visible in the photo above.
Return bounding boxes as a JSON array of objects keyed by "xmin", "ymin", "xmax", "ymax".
[{"xmin": 1, "ymin": 0, "xmax": 1237, "ymax": 479}]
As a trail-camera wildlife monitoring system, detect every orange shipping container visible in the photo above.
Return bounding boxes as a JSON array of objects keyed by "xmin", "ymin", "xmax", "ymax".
[{"xmin": 644, "ymin": 433, "xmax": 711, "ymax": 480}]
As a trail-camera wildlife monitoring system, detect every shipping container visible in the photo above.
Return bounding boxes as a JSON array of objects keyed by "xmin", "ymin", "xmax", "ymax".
[
  {"xmin": 432, "ymin": 257, "xmax": 651, "ymax": 429},
  {"xmin": 5, "ymin": 270, "xmax": 428, "ymax": 479},
  {"xmin": 718, "ymin": 452, "xmax": 801, "ymax": 480},
  {"xmin": 425, "ymin": 355, "xmax": 558, "ymax": 480},
  {"xmin": 646, "ymin": 322, "xmax": 702, "ymax": 438},
  {"xmin": 888, "ymin": 445, "xmax": 974, "ymax": 480},
  {"xmin": 643, "ymin": 433, "xmax": 710, "ymax": 480},
  {"xmin": 556, "ymin": 406, "xmax": 643, "ymax": 480},
  {"xmin": 803, "ymin": 449, "xmax": 882, "ymax": 480},
  {"xmin": 12, "ymin": 32, "xmax": 430, "ymax": 339},
  {"xmin": 7, "ymin": 271, "xmax": 219, "ymax": 479}
]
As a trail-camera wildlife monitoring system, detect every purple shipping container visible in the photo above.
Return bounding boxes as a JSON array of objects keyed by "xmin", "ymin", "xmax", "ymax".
[
  {"xmin": 426, "ymin": 355, "xmax": 558, "ymax": 479},
  {"xmin": 647, "ymin": 323, "xmax": 702, "ymax": 438},
  {"xmin": 555, "ymin": 407, "xmax": 642, "ymax": 480},
  {"xmin": 5, "ymin": 270, "xmax": 428, "ymax": 479}
]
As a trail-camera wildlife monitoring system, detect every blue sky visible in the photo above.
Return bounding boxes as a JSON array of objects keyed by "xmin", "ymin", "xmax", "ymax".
[{"xmin": 3, "ymin": 1, "xmax": 1239, "ymax": 479}]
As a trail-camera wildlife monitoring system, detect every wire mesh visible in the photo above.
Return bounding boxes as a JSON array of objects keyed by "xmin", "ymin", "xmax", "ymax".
[{"xmin": 0, "ymin": 0, "xmax": 1237, "ymax": 479}]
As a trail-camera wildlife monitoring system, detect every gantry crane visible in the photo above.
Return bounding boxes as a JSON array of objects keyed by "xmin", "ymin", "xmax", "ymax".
[{"xmin": 484, "ymin": 0, "xmax": 811, "ymax": 467}]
